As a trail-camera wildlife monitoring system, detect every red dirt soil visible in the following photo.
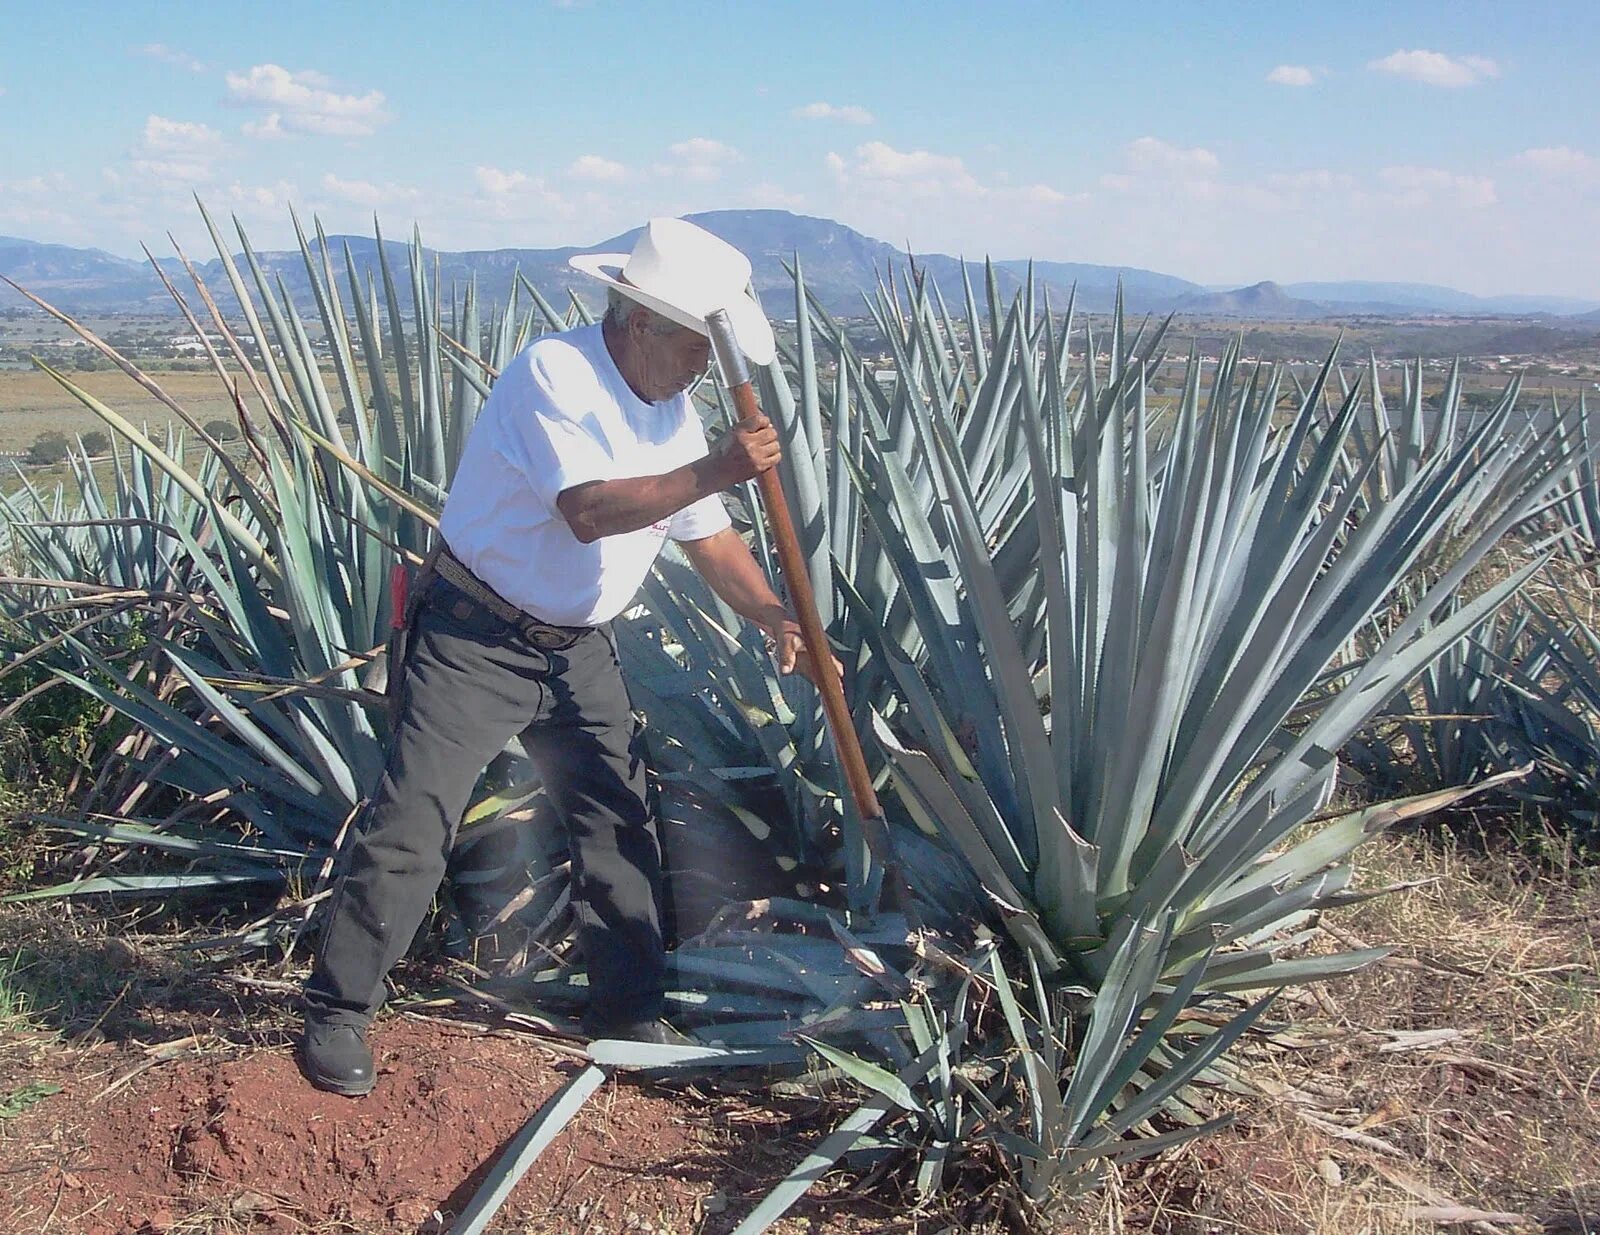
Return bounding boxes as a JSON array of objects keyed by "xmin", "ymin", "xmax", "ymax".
[{"xmin": 3, "ymin": 1017, "xmax": 885, "ymax": 1235}]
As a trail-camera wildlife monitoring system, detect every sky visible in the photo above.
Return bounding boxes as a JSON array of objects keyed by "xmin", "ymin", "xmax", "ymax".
[{"xmin": 0, "ymin": 0, "xmax": 1596, "ymax": 298}]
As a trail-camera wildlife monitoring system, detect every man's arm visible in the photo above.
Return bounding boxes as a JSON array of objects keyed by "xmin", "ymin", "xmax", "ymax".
[
  {"xmin": 679, "ymin": 527, "xmax": 843, "ymax": 687},
  {"xmin": 556, "ymin": 415, "xmax": 779, "ymax": 543}
]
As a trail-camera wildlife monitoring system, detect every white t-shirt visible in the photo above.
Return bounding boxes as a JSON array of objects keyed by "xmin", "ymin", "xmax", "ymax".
[{"xmin": 438, "ymin": 322, "xmax": 731, "ymax": 626}]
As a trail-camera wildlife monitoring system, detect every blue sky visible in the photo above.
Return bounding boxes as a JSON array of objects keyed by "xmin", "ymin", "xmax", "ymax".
[{"xmin": 1, "ymin": 1, "xmax": 1596, "ymax": 296}]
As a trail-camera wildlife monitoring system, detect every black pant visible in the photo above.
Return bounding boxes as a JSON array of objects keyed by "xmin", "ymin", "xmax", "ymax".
[{"xmin": 303, "ymin": 575, "xmax": 664, "ymax": 1032}]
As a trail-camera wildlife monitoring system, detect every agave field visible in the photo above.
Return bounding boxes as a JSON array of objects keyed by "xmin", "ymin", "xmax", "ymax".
[{"xmin": 2, "ymin": 206, "xmax": 1599, "ymax": 1232}]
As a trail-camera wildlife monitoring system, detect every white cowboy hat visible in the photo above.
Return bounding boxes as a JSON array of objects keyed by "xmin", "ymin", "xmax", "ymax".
[{"xmin": 569, "ymin": 217, "xmax": 776, "ymax": 366}]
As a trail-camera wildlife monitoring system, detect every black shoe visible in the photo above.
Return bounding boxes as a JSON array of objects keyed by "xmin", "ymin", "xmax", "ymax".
[
  {"xmin": 299, "ymin": 1021, "xmax": 375, "ymax": 1096},
  {"xmin": 587, "ymin": 1018, "xmax": 696, "ymax": 1047}
]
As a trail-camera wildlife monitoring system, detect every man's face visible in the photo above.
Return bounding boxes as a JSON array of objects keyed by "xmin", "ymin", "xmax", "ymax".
[{"xmin": 631, "ymin": 318, "xmax": 712, "ymax": 403}]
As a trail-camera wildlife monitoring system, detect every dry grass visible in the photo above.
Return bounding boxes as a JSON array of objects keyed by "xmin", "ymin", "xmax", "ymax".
[
  {"xmin": 1053, "ymin": 832, "xmax": 1600, "ymax": 1235},
  {"xmin": 0, "ymin": 367, "xmax": 247, "ymax": 453}
]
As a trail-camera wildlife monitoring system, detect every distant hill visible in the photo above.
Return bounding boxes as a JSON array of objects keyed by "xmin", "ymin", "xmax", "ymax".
[
  {"xmin": 0, "ymin": 211, "xmax": 1204, "ymax": 319},
  {"xmin": 0, "ymin": 235, "xmax": 171, "ymax": 311},
  {"xmin": 994, "ymin": 258, "xmax": 1202, "ymax": 311},
  {"xmin": 2, "ymin": 212, "xmax": 1594, "ymax": 323},
  {"xmin": 1171, "ymin": 281, "xmax": 1330, "ymax": 319},
  {"xmin": 1283, "ymin": 280, "xmax": 1600, "ymax": 317}
]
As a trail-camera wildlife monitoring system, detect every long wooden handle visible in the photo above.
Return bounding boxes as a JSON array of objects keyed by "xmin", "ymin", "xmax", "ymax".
[{"xmin": 705, "ymin": 312, "xmax": 883, "ymax": 823}]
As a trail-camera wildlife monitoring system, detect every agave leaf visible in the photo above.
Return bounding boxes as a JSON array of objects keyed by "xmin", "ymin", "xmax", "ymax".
[
  {"xmin": 799, "ymin": 1037, "xmax": 929, "ymax": 1114},
  {"xmin": 25, "ymin": 815, "xmax": 302, "ymax": 862},
  {"xmin": 1200, "ymin": 948, "xmax": 1388, "ymax": 994},
  {"xmin": 729, "ymin": 1045, "xmax": 939, "ymax": 1235},
  {"xmin": 450, "ymin": 1064, "xmax": 609, "ymax": 1235},
  {"xmin": 1104, "ymin": 993, "xmax": 1274, "ymax": 1135},
  {"xmin": 4, "ymin": 870, "xmax": 282, "ymax": 902}
]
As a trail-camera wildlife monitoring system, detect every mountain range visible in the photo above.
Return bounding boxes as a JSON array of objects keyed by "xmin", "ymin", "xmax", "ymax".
[{"xmin": 3, "ymin": 210, "xmax": 1597, "ymax": 323}]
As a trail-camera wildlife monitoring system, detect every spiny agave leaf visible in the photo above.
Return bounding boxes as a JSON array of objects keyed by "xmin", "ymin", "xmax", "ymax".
[
  {"xmin": 986, "ymin": 946, "xmax": 1060, "ymax": 1149},
  {"xmin": 1199, "ymin": 948, "xmax": 1388, "ymax": 994},
  {"xmin": 667, "ymin": 953, "xmax": 818, "ymax": 999},
  {"xmin": 197, "ymin": 201, "xmax": 295, "ymax": 418},
  {"xmin": 1072, "ymin": 1113, "xmax": 1236, "ymax": 1168},
  {"xmin": 48, "ymin": 645, "xmax": 328, "ymax": 816},
  {"xmin": 800, "ymin": 1037, "xmax": 929, "ymax": 1114},
  {"xmin": 1205, "ymin": 765, "xmax": 1532, "ymax": 914},
  {"xmin": 875, "ymin": 716, "xmax": 1030, "ymax": 907},
  {"xmin": 1104, "ymin": 992, "xmax": 1275, "ymax": 1135},
  {"xmin": 729, "ymin": 1045, "xmax": 939, "ymax": 1235},
  {"xmin": 586, "ymin": 1040, "xmax": 800, "ymax": 1069},
  {"xmin": 450, "ymin": 1064, "xmax": 608, "ymax": 1235},
  {"xmin": 1089, "ymin": 958, "xmax": 1225, "ymax": 1129},
  {"xmin": 1064, "ymin": 914, "xmax": 1170, "ymax": 1141},
  {"xmin": 29, "ymin": 815, "xmax": 303, "ymax": 862},
  {"xmin": 4, "ymin": 870, "xmax": 282, "ymax": 902},
  {"xmin": 162, "ymin": 643, "xmax": 330, "ymax": 799}
]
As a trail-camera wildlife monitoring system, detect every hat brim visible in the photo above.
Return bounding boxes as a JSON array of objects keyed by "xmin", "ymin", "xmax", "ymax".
[{"xmin": 569, "ymin": 252, "xmax": 776, "ymax": 367}]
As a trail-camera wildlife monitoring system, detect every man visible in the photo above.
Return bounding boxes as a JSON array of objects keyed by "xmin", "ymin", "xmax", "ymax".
[{"xmin": 300, "ymin": 218, "xmax": 829, "ymax": 1096}]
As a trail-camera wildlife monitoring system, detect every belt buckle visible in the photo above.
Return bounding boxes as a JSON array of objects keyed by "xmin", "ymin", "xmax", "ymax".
[{"xmin": 531, "ymin": 624, "xmax": 571, "ymax": 650}]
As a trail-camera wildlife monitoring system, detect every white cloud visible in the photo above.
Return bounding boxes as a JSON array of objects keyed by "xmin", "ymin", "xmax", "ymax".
[
  {"xmin": 141, "ymin": 115, "xmax": 222, "ymax": 153},
  {"xmin": 832, "ymin": 140, "xmax": 984, "ymax": 197},
  {"xmin": 824, "ymin": 141, "xmax": 1076, "ymax": 219},
  {"xmin": 1379, "ymin": 165, "xmax": 1498, "ymax": 208},
  {"xmin": 742, "ymin": 181, "xmax": 807, "ymax": 211},
  {"xmin": 0, "ymin": 179, "xmax": 88, "ymax": 244},
  {"xmin": 568, "ymin": 154, "xmax": 628, "ymax": 182},
  {"xmin": 656, "ymin": 137, "xmax": 740, "ymax": 182},
  {"xmin": 1264, "ymin": 169, "xmax": 1356, "ymax": 194},
  {"xmin": 857, "ymin": 142, "xmax": 967, "ymax": 180},
  {"xmin": 1124, "ymin": 136, "xmax": 1220, "ymax": 178},
  {"xmin": 793, "ymin": 101, "xmax": 875, "ymax": 125},
  {"xmin": 131, "ymin": 115, "xmax": 225, "ymax": 183},
  {"xmin": 475, "ymin": 166, "xmax": 531, "ymax": 195},
  {"xmin": 1514, "ymin": 146, "xmax": 1598, "ymax": 179},
  {"xmin": 223, "ymin": 180, "xmax": 295, "ymax": 213},
  {"xmin": 467, "ymin": 166, "xmax": 575, "ymax": 226},
  {"xmin": 1368, "ymin": 50, "xmax": 1499, "ymax": 88},
  {"xmin": 1018, "ymin": 184, "xmax": 1071, "ymax": 205},
  {"xmin": 1266, "ymin": 64, "xmax": 1317, "ymax": 87},
  {"xmin": 326, "ymin": 174, "xmax": 382, "ymax": 206},
  {"xmin": 241, "ymin": 114, "xmax": 287, "ymax": 140},
  {"xmin": 226, "ymin": 64, "xmax": 390, "ymax": 138},
  {"xmin": 133, "ymin": 43, "xmax": 205, "ymax": 73}
]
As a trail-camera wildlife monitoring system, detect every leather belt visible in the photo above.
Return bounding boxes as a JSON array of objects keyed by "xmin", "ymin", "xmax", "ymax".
[{"xmin": 432, "ymin": 543, "xmax": 592, "ymax": 648}]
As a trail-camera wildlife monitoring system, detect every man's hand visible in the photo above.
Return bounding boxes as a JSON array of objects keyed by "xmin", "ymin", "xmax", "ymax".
[
  {"xmin": 707, "ymin": 414, "xmax": 781, "ymax": 487},
  {"xmin": 760, "ymin": 612, "xmax": 845, "ymax": 689},
  {"xmin": 558, "ymin": 414, "xmax": 780, "ymax": 542},
  {"xmin": 679, "ymin": 529, "xmax": 846, "ymax": 690}
]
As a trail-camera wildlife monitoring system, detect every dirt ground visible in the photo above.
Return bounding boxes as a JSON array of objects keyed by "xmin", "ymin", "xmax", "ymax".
[
  {"xmin": 0, "ymin": 833, "xmax": 1596, "ymax": 1235},
  {"xmin": 0, "ymin": 1015, "xmax": 915, "ymax": 1235}
]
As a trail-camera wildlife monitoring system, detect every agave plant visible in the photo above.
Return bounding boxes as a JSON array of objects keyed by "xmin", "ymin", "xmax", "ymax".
[
  {"xmin": 1341, "ymin": 582, "xmax": 1600, "ymax": 846},
  {"xmin": 1478, "ymin": 593, "xmax": 1600, "ymax": 841},
  {"xmin": 1546, "ymin": 393, "xmax": 1600, "ymax": 559},
  {"xmin": 3, "ymin": 206, "xmax": 1594, "ymax": 1230},
  {"xmin": 1341, "ymin": 596, "xmax": 1532, "ymax": 795}
]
